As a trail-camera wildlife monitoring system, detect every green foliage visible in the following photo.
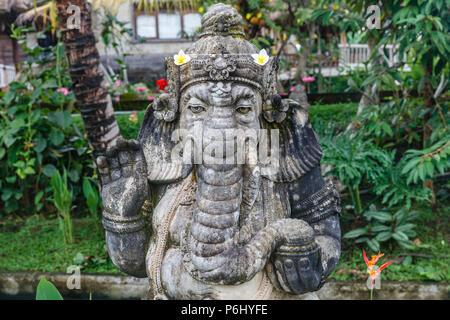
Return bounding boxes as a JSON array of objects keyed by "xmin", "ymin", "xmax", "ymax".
[
  {"xmin": 100, "ymin": 12, "xmax": 134, "ymax": 47},
  {"xmin": 309, "ymin": 69, "xmax": 372, "ymax": 93},
  {"xmin": 50, "ymin": 170, "xmax": 73, "ymax": 245},
  {"xmin": 100, "ymin": 12, "xmax": 134, "ymax": 81},
  {"xmin": 401, "ymin": 139, "xmax": 450, "ymax": 185},
  {"xmin": 0, "ymin": 25, "xmax": 94, "ymax": 217},
  {"xmin": 36, "ymin": 276, "xmax": 63, "ymax": 300},
  {"xmin": 321, "ymin": 133, "xmax": 391, "ymax": 214},
  {"xmin": 319, "ymin": 99, "xmax": 447, "ymax": 251},
  {"xmin": 372, "ymin": 156, "xmax": 432, "ymax": 210},
  {"xmin": 73, "ymin": 251, "xmax": 107, "ymax": 271},
  {"xmin": 250, "ymin": 36, "xmax": 274, "ymax": 50},
  {"xmin": 331, "ymin": 210, "xmax": 449, "ymax": 282},
  {"xmin": 317, "ymin": 94, "xmax": 447, "ymax": 253},
  {"xmin": 386, "ymin": 0, "xmax": 449, "ymax": 79},
  {"xmin": 322, "ymin": 134, "xmax": 390, "ymax": 187},
  {"xmin": 310, "ymin": 102, "xmax": 358, "ymax": 133},
  {"xmin": 354, "ymin": 99, "xmax": 424, "ymax": 146},
  {"xmin": 82, "ymin": 177, "xmax": 101, "ymax": 224},
  {"xmin": 343, "ymin": 205, "xmax": 420, "ymax": 251},
  {"xmin": 114, "ymin": 110, "xmax": 146, "ymax": 139}
]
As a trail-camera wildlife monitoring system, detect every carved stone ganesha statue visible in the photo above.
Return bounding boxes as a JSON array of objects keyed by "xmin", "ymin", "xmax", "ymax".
[{"xmin": 96, "ymin": 3, "xmax": 341, "ymax": 300}]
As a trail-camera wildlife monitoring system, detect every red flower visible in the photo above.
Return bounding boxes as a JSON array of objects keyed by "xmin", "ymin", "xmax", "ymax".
[{"xmin": 156, "ymin": 78, "xmax": 168, "ymax": 91}]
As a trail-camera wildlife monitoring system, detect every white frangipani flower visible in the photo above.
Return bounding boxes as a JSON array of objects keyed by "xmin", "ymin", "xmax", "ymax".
[
  {"xmin": 173, "ymin": 50, "xmax": 191, "ymax": 65},
  {"xmin": 251, "ymin": 49, "xmax": 269, "ymax": 66}
]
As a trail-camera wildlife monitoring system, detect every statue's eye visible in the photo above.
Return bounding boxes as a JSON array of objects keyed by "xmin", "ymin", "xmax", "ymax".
[
  {"xmin": 236, "ymin": 106, "xmax": 252, "ymax": 115},
  {"xmin": 189, "ymin": 105, "xmax": 205, "ymax": 113}
]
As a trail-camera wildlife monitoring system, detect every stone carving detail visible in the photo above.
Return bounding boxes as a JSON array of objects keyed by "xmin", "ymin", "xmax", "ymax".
[
  {"xmin": 97, "ymin": 3, "xmax": 341, "ymax": 300},
  {"xmin": 204, "ymin": 56, "xmax": 237, "ymax": 80}
]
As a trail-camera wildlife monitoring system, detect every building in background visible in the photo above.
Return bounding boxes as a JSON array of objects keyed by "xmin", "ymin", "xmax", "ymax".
[
  {"xmin": 94, "ymin": 1, "xmax": 202, "ymax": 83},
  {"xmin": 0, "ymin": 0, "xmax": 30, "ymax": 88}
]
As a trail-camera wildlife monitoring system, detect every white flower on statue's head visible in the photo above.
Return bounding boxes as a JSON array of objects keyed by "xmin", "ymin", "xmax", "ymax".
[
  {"xmin": 251, "ymin": 49, "xmax": 269, "ymax": 66},
  {"xmin": 174, "ymin": 50, "xmax": 191, "ymax": 65}
]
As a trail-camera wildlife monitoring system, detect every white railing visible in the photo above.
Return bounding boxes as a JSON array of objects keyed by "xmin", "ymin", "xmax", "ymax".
[
  {"xmin": 338, "ymin": 44, "xmax": 370, "ymax": 67},
  {"xmin": 338, "ymin": 44, "xmax": 407, "ymax": 69},
  {"xmin": 0, "ymin": 64, "xmax": 16, "ymax": 88}
]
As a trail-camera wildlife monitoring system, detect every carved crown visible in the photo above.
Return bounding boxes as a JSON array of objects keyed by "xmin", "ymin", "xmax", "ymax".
[{"xmin": 178, "ymin": 54, "xmax": 270, "ymax": 92}]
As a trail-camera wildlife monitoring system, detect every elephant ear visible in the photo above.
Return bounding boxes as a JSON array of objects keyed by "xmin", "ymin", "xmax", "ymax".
[
  {"xmin": 137, "ymin": 105, "xmax": 193, "ymax": 184},
  {"xmin": 260, "ymin": 90, "xmax": 322, "ymax": 183}
]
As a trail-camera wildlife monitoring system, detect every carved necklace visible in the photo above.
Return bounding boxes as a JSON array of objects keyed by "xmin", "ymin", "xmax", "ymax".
[{"xmin": 150, "ymin": 175, "xmax": 196, "ymax": 299}]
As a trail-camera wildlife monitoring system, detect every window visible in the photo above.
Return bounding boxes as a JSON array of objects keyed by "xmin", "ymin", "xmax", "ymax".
[
  {"xmin": 134, "ymin": 10, "xmax": 202, "ymax": 41},
  {"xmin": 136, "ymin": 15, "xmax": 157, "ymax": 38},
  {"xmin": 182, "ymin": 13, "xmax": 202, "ymax": 36}
]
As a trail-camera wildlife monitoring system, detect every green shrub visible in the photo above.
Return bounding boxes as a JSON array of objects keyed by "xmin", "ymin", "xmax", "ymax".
[
  {"xmin": 321, "ymin": 133, "xmax": 392, "ymax": 215},
  {"xmin": 0, "ymin": 26, "xmax": 94, "ymax": 217},
  {"xmin": 343, "ymin": 205, "xmax": 420, "ymax": 251}
]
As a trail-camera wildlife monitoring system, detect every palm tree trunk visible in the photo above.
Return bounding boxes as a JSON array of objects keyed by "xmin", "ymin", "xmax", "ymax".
[{"xmin": 55, "ymin": 0, "xmax": 120, "ymax": 157}]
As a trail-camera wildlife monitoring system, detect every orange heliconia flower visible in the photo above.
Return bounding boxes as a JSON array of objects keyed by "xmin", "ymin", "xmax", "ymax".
[
  {"xmin": 363, "ymin": 250, "xmax": 384, "ymax": 267},
  {"xmin": 363, "ymin": 250, "xmax": 392, "ymax": 284}
]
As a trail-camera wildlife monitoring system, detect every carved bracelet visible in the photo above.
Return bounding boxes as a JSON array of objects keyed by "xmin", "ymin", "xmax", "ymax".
[
  {"xmin": 102, "ymin": 211, "xmax": 146, "ymax": 234},
  {"xmin": 293, "ymin": 182, "xmax": 341, "ymax": 224}
]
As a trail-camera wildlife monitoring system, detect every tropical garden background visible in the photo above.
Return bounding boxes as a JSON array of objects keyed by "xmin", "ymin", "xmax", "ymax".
[{"xmin": 0, "ymin": 0, "xmax": 448, "ymax": 296}]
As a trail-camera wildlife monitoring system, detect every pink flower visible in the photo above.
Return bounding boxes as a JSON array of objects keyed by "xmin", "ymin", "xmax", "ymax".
[
  {"xmin": 136, "ymin": 87, "xmax": 146, "ymax": 92},
  {"xmin": 302, "ymin": 76, "xmax": 315, "ymax": 83},
  {"xmin": 56, "ymin": 88, "xmax": 69, "ymax": 96},
  {"xmin": 114, "ymin": 97, "xmax": 120, "ymax": 102},
  {"xmin": 290, "ymin": 87, "xmax": 295, "ymax": 92},
  {"xmin": 114, "ymin": 80, "xmax": 121, "ymax": 87},
  {"xmin": 105, "ymin": 82, "xmax": 111, "ymax": 88},
  {"xmin": 147, "ymin": 96, "xmax": 155, "ymax": 101}
]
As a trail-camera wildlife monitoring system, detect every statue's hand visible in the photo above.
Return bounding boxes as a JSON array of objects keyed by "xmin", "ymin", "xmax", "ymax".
[
  {"xmin": 270, "ymin": 220, "xmax": 323, "ymax": 295},
  {"xmin": 96, "ymin": 137, "xmax": 149, "ymax": 217}
]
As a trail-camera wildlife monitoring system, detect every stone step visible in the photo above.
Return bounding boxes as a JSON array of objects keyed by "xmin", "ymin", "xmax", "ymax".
[{"xmin": 0, "ymin": 271, "xmax": 448, "ymax": 300}]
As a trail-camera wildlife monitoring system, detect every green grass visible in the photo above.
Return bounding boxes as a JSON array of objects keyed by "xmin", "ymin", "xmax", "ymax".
[
  {"xmin": 0, "ymin": 215, "xmax": 122, "ymax": 274},
  {"xmin": 115, "ymin": 111, "xmax": 146, "ymax": 140}
]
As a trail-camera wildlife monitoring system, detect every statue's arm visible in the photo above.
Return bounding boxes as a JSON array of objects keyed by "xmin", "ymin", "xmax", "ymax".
[
  {"xmin": 289, "ymin": 166, "xmax": 342, "ymax": 281},
  {"xmin": 97, "ymin": 137, "xmax": 152, "ymax": 278},
  {"xmin": 101, "ymin": 201, "xmax": 151, "ymax": 278},
  {"xmin": 270, "ymin": 166, "xmax": 341, "ymax": 294}
]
